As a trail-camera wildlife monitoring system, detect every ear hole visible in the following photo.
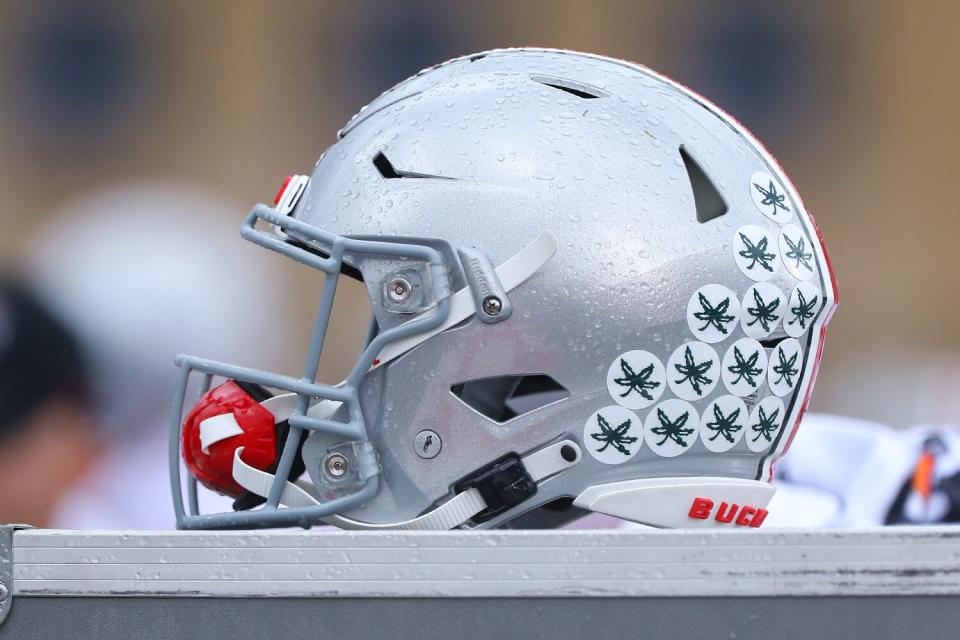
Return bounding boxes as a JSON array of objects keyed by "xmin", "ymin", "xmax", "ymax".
[
  {"xmin": 530, "ymin": 75, "xmax": 607, "ymax": 99},
  {"xmin": 679, "ymin": 145, "xmax": 728, "ymax": 223},
  {"xmin": 450, "ymin": 374, "xmax": 569, "ymax": 423}
]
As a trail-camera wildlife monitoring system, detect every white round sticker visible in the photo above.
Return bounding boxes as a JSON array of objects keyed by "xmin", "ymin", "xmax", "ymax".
[
  {"xmin": 700, "ymin": 395, "xmax": 748, "ymax": 453},
  {"xmin": 605, "ymin": 350, "xmax": 666, "ymax": 409},
  {"xmin": 750, "ymin": 170, "xmax": 793, "ymax": 224},
  {"xmin": 583, "ymin": 406, "xmax": 643, "ymax": 465},
  {"xmin": 740, "ymin": 282, "xmax": 786, "ymax": 339},
  {"xmin": 784, "ymin": 282, "xmax": 822, "ymax": 338},
  {"xmin": 667, "ymin": 341, "xmax": 720, "ymax": 401},
  {"xmin": 721, "ymin": 337, "xmax": 769, "ymax": 398},
  {"xmin": 644, "ymin": 398, "xmax": 700, "ymax": 458},
  {"xmin": 686, "ymin": 284, "xmax": 741, "ymax": 344},
  {"xmin": 768, "ymin": 338, "xmax": 803, "ymax": 397},
  {"xmin": 779, "ymin": 224, "xmax": 815, "ymax": 281},
  {"xmin": 734, "ymin": 225, "xmax": 781, "ymax": 281},
  {"xmin": 747, "ymin": 396, "xmax": 786, "ymax": 452}
]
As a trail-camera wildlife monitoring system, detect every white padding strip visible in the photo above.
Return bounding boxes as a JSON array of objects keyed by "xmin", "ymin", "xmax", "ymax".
[
  {"xmin": 323, "ymin": 490, "xmax": 487, "ymax": 531},
  {"xmin": 199, "ymin": 413, "xmax": 244, "ymax": 453},
  {"xmin": 373, "ymin": 230, "xmax": 557, "ymax": 368}
]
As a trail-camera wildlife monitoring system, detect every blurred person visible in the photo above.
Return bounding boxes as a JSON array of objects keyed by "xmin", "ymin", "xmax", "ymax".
[
  {"xmin": 26, "ymin": 181, "xmax": 302, "ymax": 529},
  {"xmin": 0, "ymin": 279, "xmax": 99, "ymax": 527},
  {"xmin": 768, "ymin": 414, "xmax": 960, "ymax": 527}
]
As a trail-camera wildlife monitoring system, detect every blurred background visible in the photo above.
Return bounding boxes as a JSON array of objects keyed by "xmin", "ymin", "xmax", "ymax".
[{"xmin": 0, "ymin": 1, "xmax": 957, "ymax": 528}]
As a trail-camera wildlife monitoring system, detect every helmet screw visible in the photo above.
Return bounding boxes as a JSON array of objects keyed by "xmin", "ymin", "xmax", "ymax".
[
  {"xmin": 387, "ymin": 277, "xmax": 412, "ymax": 303},
  {"xmin": 482, "ymin": 295, "xmax": 502, "ymax": 316},
  {"xmin": 414, "ymin": 429, "xmax": 442, "ymax": 459},
  {"xmin": 324, "ymin": 453, "xmax": 349, "ymax": 478},
  {"xmin": 0, "ymin": 583, "xmax": 8, "ymax": 602}
]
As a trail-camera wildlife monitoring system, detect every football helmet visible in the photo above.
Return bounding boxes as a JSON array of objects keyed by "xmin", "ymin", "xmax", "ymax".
[{"xmin": 170, "ymin": 48, "xmax": 838, "ymax": 530}]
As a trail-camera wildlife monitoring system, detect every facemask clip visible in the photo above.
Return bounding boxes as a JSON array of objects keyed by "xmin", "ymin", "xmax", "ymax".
[{"xmin": 458, "ymin": 245, "xmax": 513, "ymax": 324}]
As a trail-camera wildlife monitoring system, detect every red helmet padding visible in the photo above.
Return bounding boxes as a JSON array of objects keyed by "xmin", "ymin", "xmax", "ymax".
[{"xmin": 181, "ymin": 380, "xmax": 278, "ymax": 498}]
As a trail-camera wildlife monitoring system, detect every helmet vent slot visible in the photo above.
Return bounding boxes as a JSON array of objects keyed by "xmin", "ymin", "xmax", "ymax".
[
  {"xmin": 759, "ymin": 335, "xmax": 788, "ymax": 350},
  {"xmin": 530, "ymin": 75, "xmax": 606, "ymax": 99},
  {"xmin": 451, "ymin": 374, "xmax": 569, "ymax": 424},
  {"xmin": 373, "ymin": 151, "xmax": 456, "ymax": 180},
  {"xmin": 679, "ymin": 145, "xmax": 728, "ymax": 223}
]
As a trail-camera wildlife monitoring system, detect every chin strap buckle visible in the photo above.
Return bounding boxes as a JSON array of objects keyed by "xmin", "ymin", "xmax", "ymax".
[{"xmin": 453, "ymin": 453, "xmax": 538, "ymax": 524}]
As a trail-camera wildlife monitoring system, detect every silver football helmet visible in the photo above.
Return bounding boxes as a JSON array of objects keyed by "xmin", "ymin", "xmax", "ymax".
[{"xmin": 171, "ymin": 48, "xmax": 838, "ymax": 530}]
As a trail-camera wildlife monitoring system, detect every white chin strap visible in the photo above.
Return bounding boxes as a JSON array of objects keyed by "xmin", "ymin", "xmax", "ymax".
[
  {"xmin": 371, "ymin": 230, "xmax": 557, "ymax": 369},
  {"xmin": 200, "ymin": 392, "xmax": 580, "ymax": 530},
  {"xmin": 231, "ymin": 439, "xmax": 580, "ymax": 530}
]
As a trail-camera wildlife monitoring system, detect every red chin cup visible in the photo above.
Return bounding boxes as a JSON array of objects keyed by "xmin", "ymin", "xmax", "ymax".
[{"xmin": 181, "ymin": 381, "xmax": 278, "ymax": 498}]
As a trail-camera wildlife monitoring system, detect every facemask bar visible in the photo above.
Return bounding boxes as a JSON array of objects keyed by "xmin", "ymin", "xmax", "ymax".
[{"xmin": 170, "ymin": 203, "xmax": 452, "ymax": 529}]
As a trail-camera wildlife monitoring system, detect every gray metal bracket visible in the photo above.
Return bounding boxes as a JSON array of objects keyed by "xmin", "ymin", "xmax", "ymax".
[
  {"xmin": 0, "ymin": 524, "xmax": 32, "ymax": 628},
  {"xmin": 0, "ymin": 526, "xmax": 11, "ymax": 628},
  {"xmin": 1, "ymin": 526, "xmax": 15, "ymax": 628}
]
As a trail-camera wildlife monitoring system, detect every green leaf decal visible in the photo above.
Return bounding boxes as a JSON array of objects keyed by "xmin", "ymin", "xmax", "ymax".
[
  {"xmin": 613, "ymin": 358, "xmax": 660, "ymax": 400},
  {"xmin": 738, "ymin": 232, "xmax": 777, "ymax": 273},
  {"xmin": 754, "ymin": 179, "xmax": 791, "ymax": 216},
  {"xmin": 651, "ymin": 408, "xmax": 694, "ymax": 447},
  {"xmin": 590, "ymin": 413, "xmax": 638, "ymax": 456},
  {"xmin": 746, "ymin": 287, "xmax": 781, "ymax": 333},
  {"xmin": 693, "ymin": 292, "xmax": 735, "ymax": 335},
  {"xmin": 727, "ymin": 346, "xmax": 763, "ymax": 388},
  {"xmin": 772, "ymin": 347, "xmax": 799, "ymax": 387},
  {"xmin": 788, "ymin": 289, "xmax": 819, "ymax": 330},
  {"xmin": 751, "ymin": 404, "xmax": 782, "ymax": 442},
  {"xmin": 673, "ymin": 346, "xmax": 714, "ymax": 396},
  {"xmin": 783, "ymin": 233, "xmax": 813, "ymax": 272},
  {"xmin": 706, "ymin": 403, "xmax": 743, "ymax": 443}
]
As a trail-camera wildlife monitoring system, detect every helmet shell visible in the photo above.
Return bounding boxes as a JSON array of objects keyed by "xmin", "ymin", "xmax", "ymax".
[{"xmin": 288, "ymin": 48, "xmax": 836, "ymax": 526}]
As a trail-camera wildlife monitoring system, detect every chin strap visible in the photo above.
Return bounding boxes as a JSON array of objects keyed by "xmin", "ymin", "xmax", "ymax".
[
  {"xmin": 202, "ymin": 388, "xmax": 580, "ymax": 529},
  {"xmin": 231, "ymin": 439, "xmax": 581, "ymax": 530}
]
